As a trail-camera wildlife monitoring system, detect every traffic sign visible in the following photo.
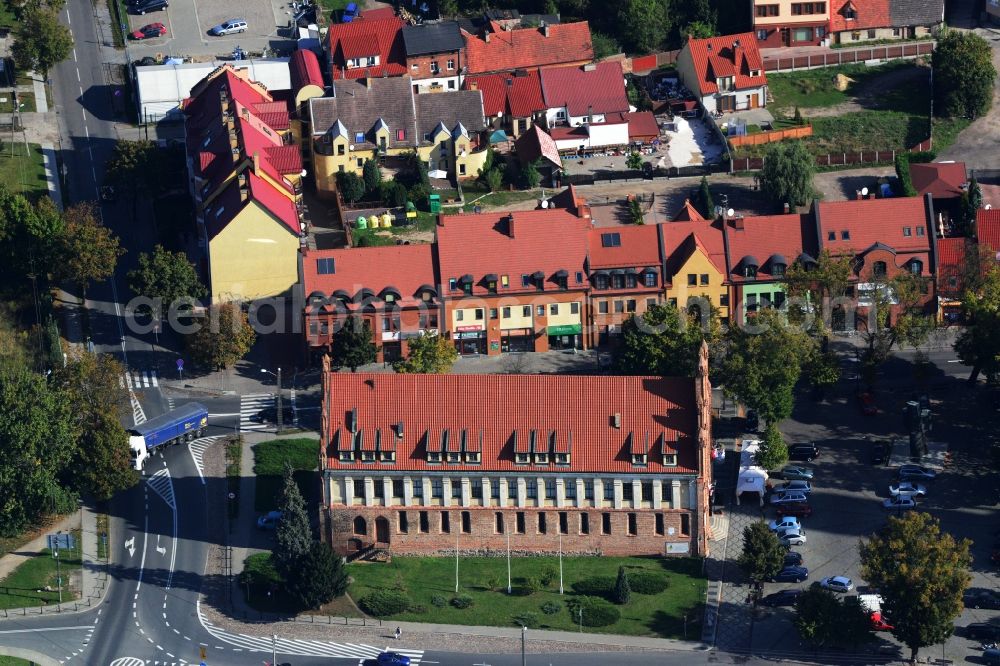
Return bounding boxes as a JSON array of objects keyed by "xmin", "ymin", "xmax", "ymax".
[{"xmin": 47, "ymin": 534, "xmax": 74, "ymax": 551}]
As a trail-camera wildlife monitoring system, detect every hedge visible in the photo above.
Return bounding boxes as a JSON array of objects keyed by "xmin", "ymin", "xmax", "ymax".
[
  {"xmin": 570, "ymin": 575, "xmax": 615, "ymax": 597},
  {"xmin": 628, "ymin": 571, "xmax": 669, "ymax": 595},
  {"xmin": 359, "ymin": 589, "xmax": 411, "ymax": 616},
  {"xmin": 566, "ymin": 596, "xmax": 621, "ymax": 627}
]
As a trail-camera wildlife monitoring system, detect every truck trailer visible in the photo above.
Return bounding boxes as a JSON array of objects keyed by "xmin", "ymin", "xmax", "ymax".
[{"xmin": 127, "ymin": 402, "xmax": 209, "ymax": 470}]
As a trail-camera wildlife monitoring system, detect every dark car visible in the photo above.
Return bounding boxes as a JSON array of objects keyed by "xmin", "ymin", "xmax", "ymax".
[
  {"xmin": 965, "ymin": 590, "xmax": 1000, "ymax": 610},
  {"xmin": 759, "ymin": 589, "xmax": 802, "ymax": 607},
  {"xmin": 788, "ymin": 443, "xmax": 819, "ymax": 462},
  {"xmin": 251, "ymin": 406, "xmax": 294, "ymax": 424},
  {"xmin": 967, "ymin": 623, "xmax": 1000, "ymax": 641},
  {"xmin": 376, "ymin": 653, "xmax": 411, "ymax": 666},
  {"xmin": 783, "ymin": 551, "xmax": 804, "ymax": 567},
  {"xmin": 985, "ymin": 648, "xmax": 1000, "ymax": 666},
  {"xmin": 776, "ymin": 502, "xmax": 813, "ymax": 518},
  {"xmin": 745, "ymin": 409, "xmax": 759, "ymax": 433},
  {"xmin": 871, "ymin": 441, "xmax": 889, "ymax": 465},
  {"xmin": 129, "ymin": 0, "xmax": 168, "ymax": 14},
  {"xmin": 772, "ymin": 566, "xmax": 809, "ymax": 583}
]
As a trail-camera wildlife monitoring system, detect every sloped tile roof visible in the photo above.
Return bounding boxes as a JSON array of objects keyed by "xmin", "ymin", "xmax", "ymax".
[
  {"xmin": 909, "ymin": 162, "xmax": 967, "ymax": 198},
  {"xmin": 309, "ymin": 77, "xmax": 417, "ymax": 149},
  {"xmin": 672, "ymin": 200, "xmax": 706, "ymax": 222},
  {"xmin": 830, "ymin": 0, "xmax": 891, "ymax": 33},
  {"xmin": 302, "ymin": 244, "xmax": 437, "ymax": 309},
  {"xmin": 935, "ymin": 237, "xmax": 968, "ymax": 297},
  {"xmin": 464, "ymin": 70, "xmax": 546, "ymax": 118},
  {"xmin": 290, "ymin": 48, "xmax": 324, "ymax": 92},
  {"xmin": 436, "ymin": 208, "xmax": 590, "ymax": 296},
  {"xmin": 401, "ymin": 21, "xmax": 464, "ymax": 56},
  {"xmin": 463, "ymin": 21, "xmax": 594, "ymax": 75},
  {"xmin": 724, "ymin": 214, "xmax": 818, "ymax": 281},
  {"xmin": 539, "ymin": 61, "xmax": 629, "ymax": 117},
  {"xmin": 263, "ymin": 144, "xmax": 302, "ymax": 174},
  {"xmin": 323, "ymin": 373, "xmax": 699, "ymax": 474},
  {"xmin": 661, "ymin": 212, "xmax": 728, "ymax": 278},
  {"xmin": 513, "ymin": 124, "xmax": 561, "ymax": 169},
  {"xmin": 247, "ymin": 170, "xmax": 300, "ymax": 235},
  {"xmin": 252, "ymin": 101, "xmax": 290, "ymax": 129},
  {"xmin": 326, "ymin": 15, "xmax": 407, "ymax": 79},
  {"xmin": 683, "ymin": 32, "xmax": 766, "ymax": 96},
  {"xmin": 889, "ymin": 0, "xmax": 943, "ymax": 26},
  {"xmin": 605, "ymin": 111, "xmax": 660, "ymax": 141},
  {"xmin": 588, "ymin": 224, "xmax": 662, "ymax": 269},
  {"xmin": 977, "ymin": 209, "xmax": 1000, "ymax": 257},
  {"xmin": 414, "ymin": 89, "xmax": 486, "ymax": 140},
  {"xmin": 817, "ymin": 197, "xmax": 932, "ymax": 256}
]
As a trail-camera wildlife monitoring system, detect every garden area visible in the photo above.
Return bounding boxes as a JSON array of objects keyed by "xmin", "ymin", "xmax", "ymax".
[
  {"xmin": 348, "ymin": 555, "xmax": 706, "ymax": 638},
  {"xmin": 0, "ymin": 530, "xmax": 82, "ymax": 610},
  {"xmin": 252, "ymin": 437, "xmax": 319, "ymax": 513}
]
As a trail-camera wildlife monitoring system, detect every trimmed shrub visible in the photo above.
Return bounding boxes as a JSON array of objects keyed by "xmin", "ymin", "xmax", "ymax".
[
  {"xmin": 430, "ymin": 595, "xmax": 447, "ymax": 608},
  {"xmin": 566, "ymin": 596, "xmax": 621, "ymax": 627},
  {"xmin": 539, "ymin": 566, "xmax": 557, "ymax": 587},
  {"xmin": 482, "ymin": 575, "xmax": 504, "ymax": 592},
  {"xmin": 613, "ymin": 566, "xmax": 631, "ymax": 604},
  {"xmin": 521, "ymin": 577, "xmax": 542, "ymax": 595},
  {"xmin": 540, "ymin": 601, "xmax": 561, "ymax": 615},
  {"xmin": 359, "ymin": 589, "xmax": 411, "ymax": 617},
  {"xmin": 628, "ymin": 571, "xmax": 669, "ymax": 595},
  {"xmin": 511, "ymin": 612, "xmax": 539, "ymax": 628},
  {"xmin": 451, "ymin": 594, "xmax": 474, "ymax": 609},
  {"xmin": 570, "ymin": 576, "xmax": 615, "ymax": 597},
  {"xmin": 894, "ymin": 154, "xmax": 917, "ymax": 197}
]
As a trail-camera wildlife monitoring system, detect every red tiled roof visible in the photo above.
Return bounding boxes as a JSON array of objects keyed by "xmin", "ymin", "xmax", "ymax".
[
  {"xmin": 606, "ymin": 111, "xmax": 660, "ymax": 141},
  {"xmin": 672, "ymin": 200, "xmax": 706, "ymax": 222},
  {"xmin": 290, "ymin": 48, "xmax": 324, "ymax": 92},
  {"xmin": 830, "ymin": 0, "xmax": 891, "ymax": 33},
  {"xmin": 464, "ymin": 70, "xmax": 545, "ymax": 118},
  {"xmin": 247, "ymin": 170, "xmax": 300, "ymax": 235},
  {"xmin": 252, "ymin": 101, "xmax": 291, "ymax": 130},
  {"xmin": 909, "ymin": 162, "xmax": 967, "ymax": 198},
  {"xmin": 817, "ymin": 197, "xmax": 932, "ymax": 256},
  {"xmin": 977, "ymin": 209, "xmax": 1000, "ymax": 257},
  {"xmin": 936, "ymin": 237, "xmax": 969, "ymax": 297},
  {"xmin": 683, "ymin": 32, "xmax": 767, "ymax": 96},
  {"xmin": 539, "ymin": 61, "xmax": 628, "ymax": 117},
  {"xmin": 463, "ymin": 21, "xmax": 594, "ymax": 75},
  {"xmin": 263, "ymin": 145, "xmax": 302, "ymax": 174},
  {"xmin": 327, "ymin": 15, "xmax": 407, "ymax": 80},
  {"xmin": 436, "ymin": 208, "xmax": 591, "ymax": 296},
  {"xmin": 302, "ymin": 244, "xmax": 437, "ymax": 309},
  {"xmin": 724, "ymin": 214, "xmax": 816, "ymax": 281},
  {"xmin": 514, "ymin": 124, "xmax": 561, "ymax": 169},
  {"xmin": 661, "ymin": 215, "xmax": 728, "ymax": 278},
  {"xmin": 588, "ymin": 225, "xmax": 661, "ymax": 269},
  {"xmin": 549, "ymin": 125, "xmax": 587, "ymax": 140},
  {"xmin": 323, "ymin": 373, "xmax": 699, "ymax": 474}
]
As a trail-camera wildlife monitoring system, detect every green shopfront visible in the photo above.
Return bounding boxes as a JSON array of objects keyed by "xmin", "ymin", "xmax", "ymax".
[
  {"xmin": 740, "ymin": 282, "xmax": 787, "ymax": 321},
  {"xmin": 548, "ymin": 324, "xmax": 582, "ymax": 350}
]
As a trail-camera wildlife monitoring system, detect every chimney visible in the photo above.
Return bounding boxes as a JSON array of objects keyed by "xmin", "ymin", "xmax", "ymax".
[
  {"xmin": 612, "ymin": 413, "xmax": 621, "ymax": 429},
  {"xmin": 484, "ymin": 31, "xmax": 490, "ymax": 43},
  {"xmin": 783, "ymin": 202, "xmax": 791, "ymax": 213},
  {"xmin": 542, "ymin": 22, "xmax": 549, "ymax": 37},
  {"xmin": 587, "ymin": 105, "xmax": 593, "ymax": 123},
  {"xmin": 507, "ymin": 213, "xmax": 515, "ymax": 238},
  {"xmin": 732, "ymin": 216, "xmax": 744, "ymax": 230},
  {"xmin": 253, "ymin": 151, "xmax": 260, "ymax": 173},
  {"xmin": 365, "ymin": 74, "xmax": 372, "ymax": 90},
  {"xmin": 469, "ymin": 81, "xmax": 478, "ymax": 91},
  {"xmin": 856, "ymin": 190, "xmax": 863, "ymax": 200}
]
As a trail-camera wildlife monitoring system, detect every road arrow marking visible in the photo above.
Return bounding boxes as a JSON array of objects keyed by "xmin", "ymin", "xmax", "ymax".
[
  {"xmin": 125, "ymin": 537, "xmax": 135, "ymax": 557},
  {"xmin": 156, "ymin": 535, "xmax": 166, "ymax": 556}
]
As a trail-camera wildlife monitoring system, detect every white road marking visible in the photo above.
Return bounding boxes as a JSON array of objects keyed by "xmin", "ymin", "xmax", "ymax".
[
  {"xmin": 0, "ymin": 626, "xmax": 94, "ymax": 634},
  {"xmin": 72, "ymin": 48, "xmax": 77, "ymax": 61},
  {"xmin": 136, "ymin": 513, "xmax": 149, "ymax": 591},
  {"xmin": 75, "ymin": 69, "xmax": 80, "ymax": 81}
]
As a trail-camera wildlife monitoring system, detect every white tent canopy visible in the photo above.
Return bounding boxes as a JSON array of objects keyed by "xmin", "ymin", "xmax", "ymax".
[{"xmin": 735, "ymin": 439, "xmax": 768, "ymax": 506}]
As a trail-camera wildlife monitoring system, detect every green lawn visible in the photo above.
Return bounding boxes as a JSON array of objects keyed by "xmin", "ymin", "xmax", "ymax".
[
  {"xmin": 0, "ymin": 657, "xmax": 32, "ymax": 666},
  {"xmin": 0, "ymin": 91, "xmax": 36, "ymax": 114},
  {"xmin": 0, "ymin": 0, "xmax": 16, "ymax": 29},
  {"xmin": 0, "ymin": 532, "xmax": 82, "ymax": 609},
  {"xmin": 807, "ymin": 110, "xmax": 931, "ymax": 154},
  {"xmin": 348, "ymin": 556, "xmax": 706, "ymax": 638},
  {"xmin": 767, "ymin": 60, "xmax": 917, "ymax": 113},
  {"xmin": 317, "ymin": 0, "xmax": 348, "ymax": 16},
  {"xmin": 932, "ymin": 117, "xmax": 972, "ymax": 154},
  {"xmin": 0, "ymin": 143, "xmax": 49, "ymax": 202},
  {"xmin": 462, "ymin": 188, "xmax": 543, "ymax": 212},
  {"xmin": 252, "ymin": 438, "xmax": 319, "ymax": 512}
]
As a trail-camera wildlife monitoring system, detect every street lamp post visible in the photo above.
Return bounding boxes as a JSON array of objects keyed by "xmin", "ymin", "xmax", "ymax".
[
  {"xmin": 53, "ymin": 548, "xmax": 62, "ymax": 605},
  {"xmin": 506, "ymin": 527, "xmax": 511, "ymax": 595},
  {"xmin": 260, "ymin": 367, "xmax": 283, "ymax": 432},
  {"xmin": 272, "ymin": 634, "xmax": 277, "ymax": 665},
  {"xmin": 558, "ymin": 532, "xmax": 563, "ymax": 595},
  {"xmin": 521, "ymin": 625, "xmax": 527, "ymax": 666}
]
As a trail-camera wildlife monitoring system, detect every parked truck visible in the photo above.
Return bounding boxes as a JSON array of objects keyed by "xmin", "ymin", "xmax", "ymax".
[{"xmin": 127, "ymin": 402, "xmax": 209, "ymax": 470}]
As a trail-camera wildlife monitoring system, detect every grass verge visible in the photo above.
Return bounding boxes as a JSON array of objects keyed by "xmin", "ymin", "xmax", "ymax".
[
  {"xmin": 0, "ymin": 91, "xmax": 35, "ymax": 113},
  {"xmin": 106, "ymin": 0, "xmax": 127, "ymax": 48},
  {"xmin": 0, "ymin": 142, "xmax": 48, "ymax": 202},
  {"xmin": 239, "ymin": 551, "xmax": 360, "ymax": 616},
  {"xmin": 348, "ymin": 556, "xmax": 706, "ymax": 638},
  {"xmin": 0, "ymin": 530, "xmax": 82, "ymax": 609},
  {"xmin": 0, "ymin": 657, "xmax": 33, "ymax": 665},
  {"xmin": 252, "ymin": 438, "xmax": 319, "ymax": 513}
]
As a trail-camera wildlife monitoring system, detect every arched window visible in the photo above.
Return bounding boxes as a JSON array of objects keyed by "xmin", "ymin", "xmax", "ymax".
[
  {"xmin": 353, "ymin": 516, "xmax": 367, "ymax": 535},
  {"xmin": 909, "ymin": 260, "xmax": 923, "ymax": 275},
  {"xmin": 872, "ymin": 261, "xmax": 887, "ymax": 278}
]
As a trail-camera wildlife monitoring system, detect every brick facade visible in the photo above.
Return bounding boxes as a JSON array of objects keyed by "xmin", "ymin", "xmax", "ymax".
[{"xmin": 405, "ymin": 52, "xmax": 462, "ymax": 85}]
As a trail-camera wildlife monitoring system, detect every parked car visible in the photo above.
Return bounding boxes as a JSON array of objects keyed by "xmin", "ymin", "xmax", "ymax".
[
  {"xmin": 772, "ymin": 465, "xmax": 813, "ymax": 481},
  {"xmin": 209, "ymin": 19, "xmax": 247, "ymax": 35},
  {"xmin": 818, "ymin": 576, "xmax": 854, "ymax": 593},
  {"xmin": 897, "ymin": 464, "xmax": 937, "ymax": 481},
  {"xmin": 776, "ymin": 503, "xmax": 813, "ymax": 518},
  {"xmin": 965, "ymin": 590, "xmax": 1000, "ymax": 610},
  {"xmin": 968, "ymin": 623, "xmax": 1000, "ymax": 641},
  {"xmin": 776, "ymin": 528, "xmax": 807, "ymax": 546},
  {"xmin": 788, "ymin": 443, "xmax": 819, "ymax": 461},
  {"xmin": 889, "ymin": 481, "xmax": 927, "ymax": 498},
  {"xmin": 769, "ymin": 516, "xmax": 801, "ymax": 532},
  {"xmin": 858, "ymin": 392, "xmax": 878, "ymax": 415},
  {"xmin": 770, "ymin": 491, "xmax": 809, "ymax": 505},
  {"xmin": 759, "ymin": 589, "xmax": 802, "ymax": 607},
  {"xmin": 128, "ymin": 0, "xmax": 167, "ymax": 14},
  {"xmin": 130, "ymin": 22, "xmax": 166, "ymax": 39},
  {"xmin": 870, "ymin": 611, "xmax": 894, "ymax": 631},
  {"xmin": 376, "ymin": 653, "xmax": 411, "ymax": 666},
  {"xmin": 871, "ymin": 441, "xmax": 889, "ymax": 465},
  {"xmin": 773, "ymin": 480, "xmax": 812, "ymax": 494},
  {"xmin": 984, "ymin": 647, "xmax": 1000, "ymax": 666},
  {"xmin": 256, "ymin": 510, "xmax": 282, "ymax": 529},
  {"xmin": 772, "ymin": 566, "xmax": 809, "ymax": 583},
  {"xmin": 251, "ymin": 405, "xmax": 294, "ymax": 424},
  {"xmin": 883, "ymin": 496, "xmax": 917, "ymax": 510},
  {"xmin": 783, "ymin": 551, "xmax": 804, "ymax": 567},
  {"xmin": 745, "ymin": 409, "xmax": 759, "ymax": 432}
]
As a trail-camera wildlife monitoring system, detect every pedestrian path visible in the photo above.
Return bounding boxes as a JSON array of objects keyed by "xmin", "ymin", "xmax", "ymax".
[
  {"xmin": 188, "ymin": 436, "xmax": 220, "ymax": 485},
  {"xmin": 146, "ymin": 467, "xmax": 176, "ymax": 511},
  {"xmin": 239, "ymin": 393, "xmax": 274, "ymax": 432}
]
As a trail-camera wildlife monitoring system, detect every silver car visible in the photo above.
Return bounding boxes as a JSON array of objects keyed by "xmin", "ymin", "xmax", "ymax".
[
  {"xmin": 776, "ymin": 528, "xmax": 807, "ymax": 546},
  {"xmin": 770, "ymin": 490, "xmax": 809, "ymax": 505},
  {"xmin": 209, "ymin": 18, "xmax": 247, "ymax": 35}
]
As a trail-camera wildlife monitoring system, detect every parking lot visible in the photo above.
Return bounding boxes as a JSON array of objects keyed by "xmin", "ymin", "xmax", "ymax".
[{"xmin": 713, "ymin": 341, "xmax": 1000, "ymax": 662}]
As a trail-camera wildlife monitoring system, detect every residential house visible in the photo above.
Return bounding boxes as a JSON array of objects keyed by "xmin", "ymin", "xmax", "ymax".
[
  {"xmin": 548, "ymin": 121, "xmax": 630, "ymax": 154},
  {"xmin": 401, "ymin": 21, "xmax": 465, "ymax": 93},
  {"xmin": 539, "ymin": 61, "xmax": 629, "ymax": 128},
  {"xmin": 661, "ymin": 201, "xmax": 731, "ymax": 320},
  {"xmin": 604, "ymin": 111, "xmax": 661, "ymax": 144},
  {"xmin": 828, "ymin": 0, "xmax": 941, "ymax": 45},
  {"xmin": 464, "ymin": 69, "xmax": 547, "ymax": 139},
  {"xmin": 513, "ymin": 124, "xmax": 562, "ymax": 186},
  {"xmin": 462, "ymin": 20, "xmax": 594, "ymax": 75},
  {"xmin": 934, "ymin": 237, "xmax": 970, "ymax": 322},
  {"xmin": 587, "ymin": 224, "xmax": 665, "ymax": 346},
  {"xmin": 909, "ymin": 161, "xmax": 968, "ymax": 236},
  {"xmin": 752, "ymin": 0, "xmax": 831, "ymax": 48},
  {"xmin": 319, "ymin": 354, "xmax": 715, "ymax": 557},
  {"xmin": 676, "ymin": 33, "xmax": 768, "ymax": 114},
  {"xmin": 435, "ymin": 207, "xmax": 592, "ymax": 355},
  {"xmin": 325, "ymin": 11, "xmax": 406, "ymax": 80},
  {"xmin": 889, "ymin": 0, "xmax": 944, "ymax": 39},
  {"xmin": 289, "ymin": 48, "xmax": 326, "ymax": 167},
  {"xmin": 182, "ymin": 64, "xmax": 305, "ymax": 303},
  {"xmin": 978, "ymin": 209, "xmax": 1000, "ymax": 257},
  {"xmin": 308, "ymin": 76, "xmax": 487, "ymax": 194},
  {"xmin": 301, "ymin": 244, "xmax": 440, "ymax": 363}
]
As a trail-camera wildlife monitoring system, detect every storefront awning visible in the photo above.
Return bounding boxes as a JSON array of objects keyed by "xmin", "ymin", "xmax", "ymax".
[{"xmin": 548, "ymin": 324, "xmax": 582, "ymax": 336}]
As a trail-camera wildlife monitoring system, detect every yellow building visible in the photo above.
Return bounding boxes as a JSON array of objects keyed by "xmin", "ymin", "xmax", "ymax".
[
  {"xmin": 663, "ymin": 201, "xmax": 730, "ymax": 320},
  {"xmin": 308, "ymin": 76, "xmax": 489, "ymax": 196}
]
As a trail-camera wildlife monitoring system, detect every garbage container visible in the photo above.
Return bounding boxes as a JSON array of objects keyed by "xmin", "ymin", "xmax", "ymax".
[{"xmin": 428, "ymin": 194, "xmax": 441, "ymax": 213}]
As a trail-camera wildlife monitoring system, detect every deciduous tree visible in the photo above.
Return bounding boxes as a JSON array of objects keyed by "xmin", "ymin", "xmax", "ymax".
[
  {"xmin": 856, "ymin": 270, "xmax": 934, "ymax": 388},
  {"xmin": 393, "ymin": 332, "xmax": 458, "ymax": 374},
  {"xmin": 756, "ymin": 424, "xmax": 788, "ymax": 471},
  {"xmin": 336, "ymin": 171, "xmax": 365, "ymax": 203},
  {"xmin": 614, "ymin": 302, "xmax": 719, "ymax": 378},
  {"xmin": 104, "ymin": 140, "xmax": 162, "ymax": 221},
  {"xmin": 615, "ymin": 0, "xmax": 670, "ymax": 54},
  {"xmin": 274, "ymin": 463, "xmax": 313, "ymax": 577},
  {"xmin": 331, "ymin": 317, "xmax": 377, "ymax": 372},
  {"xmin": 589, "ymin": 31, "xmax": 620, "ymax": 60},
  {"xmin": 185, "ymin": 303, "xmax": 256, "ymax": 370},
  {"xmin": 859, "ymin": 512, "xmax": 972, "ymax": 662},
  {"xmin": 759, "ymin": 141, "xmax": 815, "ymax": 211},
  {"xmin": 933, "ymin": 30, "xmax": 996, "ymax": 120},
  {"xmin": 57, "ymin": 203, "xmax": 124, "ymax": 300},
  {"xmin": 738, "ymin": 521, "xmax": 784, "ymax": 584},
  {"xmin": 794, "ymin": 587, "xmax": 873, "ymax": 648},
  {"xmin": 128, "ymin": 244, "xmax": 206, "ymax": 315},
  {"xmin": 11, "ymin": 6, "xmax": 72, "ymax": 78},
  {"xmin": 955, "ymin": 264, "xmax": 1000, "ymax": 383}
]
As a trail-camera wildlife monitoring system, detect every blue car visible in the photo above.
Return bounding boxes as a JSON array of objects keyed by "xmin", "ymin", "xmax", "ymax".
[
  {"xmin": 772, "ymin": 566, "xmax": 809, "ymax": 583},
  {"xmin": 377, "ymin": 653, "xmax": 411, "ymax": 666}
]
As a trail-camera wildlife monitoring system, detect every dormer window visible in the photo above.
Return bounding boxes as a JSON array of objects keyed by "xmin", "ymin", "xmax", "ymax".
[
  {"xmin": 554, "ymin": 270, "xmax": 569, "ymax": 290},
  {"xmin": 334, "ymin": 430, "xmax": 354, "ymax": 462},
  {"xmin": 384, "ymin": 293, "xmax": 396, "ymax": 303},
  {"xmin": 744, "ymin": 265, "xmax": 758, "ymax": 278},
  {"xmin": 594, "ymin": 273, "xmax": 609, "ymax": 290},
  {"xmin": 631, "ymin": 453, "xmax": 647, "ymax": 465},
  {"xmin": 361, "ymin": 450, "xmax": 376, "ymax": 462},
  {"xmin": 625, "ymin": 273, "xmax": 637, "ymax": 289},
  {"xmin": 515, "ymin": 452, "xmax": 529, "ymax": 464},
  {"xmin": 662, "ymin": 452, "xmax": 677, "ymax": 466},
  {"xmin": 530, "ymin": 430, "xmax": 549, "ymax": 464},
  {"xmin": 772, "ymin": 263, "xmax": 785, "ymax": 277},
  {"xmin": 629, "ymin": 432, "xmax": 647, "ymax": 466},
  {"xmin": 428, "ymin": 451, "xmax": 442, "ymax": 463},
  {"xmin": 555, "ymin": 453, "xmax": 569, "ymax": 464},
  {"xmin": 513, "ymin": 431, "xmax": 530, "ymax": 464},
  {"xmin": 553, "ymin": 431, "xmax": 571, "ymax": 465},
  {"xmin": 465, "ymin": 430, "xmax": 483, "ymax": 464},
  {"xmin": 339, "ymin": 450, "xmax": 354, "ymax": 462},
  {"xmin": 427, "ymin": 429, "xmax": 443, "ymax": 463}
]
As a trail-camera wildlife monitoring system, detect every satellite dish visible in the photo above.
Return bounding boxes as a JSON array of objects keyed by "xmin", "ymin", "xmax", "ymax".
[
  {"xmin": 300, "ymin": 169, "xmax": 307, "ymax": 178},
  {"xmin": 861, "ymin": 186, "xmax": 869, "ymax": 196},
  {"xmin": 726, "ymin": 208, "xmax": 735, "ymax": 217},
  {"xmin": 540, "ymin": 199, "xmax": 549, "ymax": 208},
  {"xmin": 349, "ymin": 144, "xmax": 355, "ymax": 150},
  {"xmin": 987, "ymin": 204, "xmax": 993, "ymax": 210}
]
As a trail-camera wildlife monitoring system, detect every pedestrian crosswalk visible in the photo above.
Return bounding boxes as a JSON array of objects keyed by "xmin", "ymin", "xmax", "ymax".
[
  {"xmin": 120, "ymin": 369, "xmax": 159, "ymax": 390},
  {"xmin": 146, "ymin": 467, "xmax": 176, "ymax": 510},
  {"xmin": 188, "ymin": 436, "xmax": 220, "ymax": 485},
  {"xmin": 239, "ymin": 393, "xmax": 275, "ymax": 432}
]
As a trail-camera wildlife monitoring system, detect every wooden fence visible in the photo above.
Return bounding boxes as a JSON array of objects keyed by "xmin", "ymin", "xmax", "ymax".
[
  {"xmin": 728, "ymin": 124, "xmax": 812, "ymax": 147},
  {"xmin": 762, "ymin": 41, "xmax": 934, "ymax": 73},
  {"xmin": 732, "ymin": 139, "xmax": 932, "ymax": 172}
]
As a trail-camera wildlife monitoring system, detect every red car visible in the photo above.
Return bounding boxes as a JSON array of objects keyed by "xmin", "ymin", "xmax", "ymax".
[
  {"xmin": 131, "ymin": 22, "xmax": 167, "ymax": 39},
  {"xmin": 870, "ymin": 611, "xmax": 894, "ymax": 631},
  {"xmin": 859, "ymin": 392, "xmax": 877, "ymax": 415},
  {"xmin": 776, "ymin": 502, "xmax": 813, "ymax": 518}
]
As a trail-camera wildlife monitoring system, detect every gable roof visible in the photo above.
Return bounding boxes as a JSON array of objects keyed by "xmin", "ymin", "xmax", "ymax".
[
  {"xmin": 724, "ymin": 214, "xmax": 818, "ymax": 282},
  {"xmin": 977, "ymin": 209, "xmax": 1000, "ymax": 257},
  {"xmin": 909, "ymin": 161, "xmax": 967, "ymax": 198},
  {"xmin": 414, "ymin": 89, "xmax": 486, "ymax": 140},
  {"xmin": 436, "ymin": 208, "xmax": 591, "ymax": 296},
  {"xmin": 935, "ymin": 237, "xmax": 968, "ymax": 297},
  {"xmin": 889, "ymin": 0, "xmax": 943, "ymax": 26},
  {"xmin": 830, "ymin": 0, "xmax": 891, "ymax": 32},
  {"xmin": 817, "ymin": 197, "xmax": 931, "ymax": 256},
  {"xmin": 588, "ymin": 224, "xmax": 662, "ymax": 269},
  {"xmin": 661, "ymin": 214, "xmax": 728, "ymax": 279},
  {"xmin": 204, "ymin": 170, "xmax": 301, "ymax": 241},
  {"xmin": 539, "ymin": 61, "xmax": 629, "ymax": 116},
  {"xmin": 514, "ymin": 124, "xmax": 561, "ymax": 169},
  {"xmin": 464, "ymin": 69, "xmax": 546, "ymax": 118},
  {"xmin": 309, "ymin": 77, "xmax": 417, "ymax": 148},
  {"xmin": 401, "ymin": 21, "xmax": 464, "ymax": 56},
  {"xmin": 683, "ymin": 32, "xmax": 767, "ymax": 96},
  {"xmin": 326, "ymin": 15, "xmax": 406, "ymax": 79},
  {"xmin": 672, "ymin": 199, "xmax": 706, "ymax": 222},
  {"xmin": 605, "ymin": 111, "xmax": 660, "ymax": 141},
  {"xmin": 463, "ymin": 20, "xmax": 594, "ymax": 75},
  {"xmin": 302, "ymin": 244, "xmax": 437, "ymax": 309},
  {"xmin": 290, "ymin": 48, "xmax": 324, "ymax": 92},
  {"xmin": 323, "ymin": 373, "xmax": 699, "ymax": 474}
]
